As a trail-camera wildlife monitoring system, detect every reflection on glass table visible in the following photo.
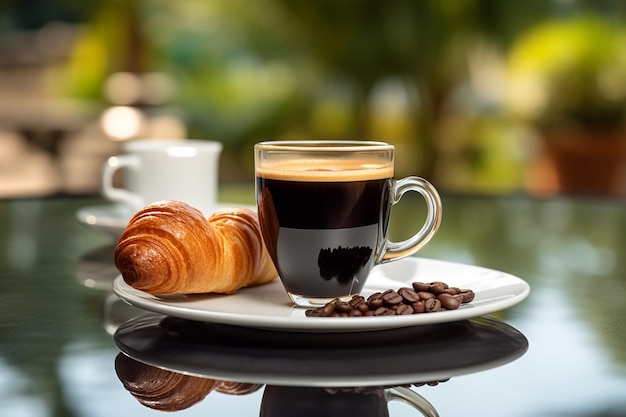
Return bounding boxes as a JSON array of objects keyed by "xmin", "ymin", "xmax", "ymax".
[
  {"xmin": 113, "ymin": 313, "xmax": 528, "ymax": 416},
  {"xmin": 115, "ymin": 354, "xmax": 434, "ymax": 417}
]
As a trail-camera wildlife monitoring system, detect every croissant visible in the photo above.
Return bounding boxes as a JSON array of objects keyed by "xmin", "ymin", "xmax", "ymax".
[{"xmin": 114, "ymin": 200, "xmax": 277, "ymax": 294}]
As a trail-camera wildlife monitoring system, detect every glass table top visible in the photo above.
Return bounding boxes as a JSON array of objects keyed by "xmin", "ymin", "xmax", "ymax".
[{"xmin": 1, "ymin": 193, "xmax": 626, "ymax": 416}]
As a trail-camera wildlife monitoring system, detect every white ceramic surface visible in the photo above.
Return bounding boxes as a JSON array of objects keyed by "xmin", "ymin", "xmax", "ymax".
[
  {"xmin": 101, "ymin": 139, "xmax": 223, "ymax": 215},
  {"xmin": 75, "ymin": 204, "xmax": 133, "ymax": 238},
  {"xmin": 113, "ymin": 257, "xmax": 530, "ymax": 332}
]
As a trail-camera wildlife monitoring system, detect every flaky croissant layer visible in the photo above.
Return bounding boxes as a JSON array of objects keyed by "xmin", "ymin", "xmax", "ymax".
[{"xmin": 114, "ymin": 200, "xmax": 277, "ymax": 294}]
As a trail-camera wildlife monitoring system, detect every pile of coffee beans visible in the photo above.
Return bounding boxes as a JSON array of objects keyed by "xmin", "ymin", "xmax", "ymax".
[{"xmin": 305, "ymin": 281, "xmax": 475, "ymax": 317}]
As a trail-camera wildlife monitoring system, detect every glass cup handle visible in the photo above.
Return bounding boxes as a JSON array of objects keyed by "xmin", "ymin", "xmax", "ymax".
[
  {"xmin": 380, "ymin": 176, "xmax": 442, "ymax": 263},
  {"xmin": 101, "ymin": 155, "xmax": 142, "ymax": 209},
  {"xmin": 385, "ymin": 386, "xmax": 440, "ymax": 417}
]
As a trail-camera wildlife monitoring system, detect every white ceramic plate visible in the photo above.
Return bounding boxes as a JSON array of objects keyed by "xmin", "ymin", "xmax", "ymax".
[
  {"xmin": 113, "ymin": 257, "xmax": 530, "ymax": 332},
  {"xmin": 76, "ymin": 202, "xmax": 256, "ymax": 238}
]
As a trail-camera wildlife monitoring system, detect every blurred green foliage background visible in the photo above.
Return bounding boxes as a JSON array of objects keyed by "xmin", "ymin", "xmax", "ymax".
[{"xmin": 3, "ymin": 0, "xmax": 626, "ymax": 195}]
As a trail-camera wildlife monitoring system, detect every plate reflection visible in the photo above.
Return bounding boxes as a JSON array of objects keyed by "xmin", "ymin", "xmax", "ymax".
[{"xmin": 112, "ymin": 313, "xmax": 528, "ymax": 416}]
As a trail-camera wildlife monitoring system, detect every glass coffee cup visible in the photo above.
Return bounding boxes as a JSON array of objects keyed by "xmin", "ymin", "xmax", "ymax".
[{"xmin": 255, "ymin": 140, "xmax": 442, "ymax": 307}]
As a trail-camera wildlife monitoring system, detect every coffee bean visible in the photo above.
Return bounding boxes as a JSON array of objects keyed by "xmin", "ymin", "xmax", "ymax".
[
  {"xmin": 321, "ymin": 302, "xmax": 336, "ymax": 317},
  {"xmin": 356, "ymin": 302, "xmax": 370, "ymax": 313},
  {"xmin": 367, "ymin": 292, "xmax": 384, "ymax": 309},
  {"xmin": 374, "ymin": 307, "xmax": 395, "ymax": 316},
  {"xmin": 349, "ymin": 295, "xmax": 366, "ymax": 308},
  {"xmin": 413, "ymin": 378, "xmax": 450, "ymax": 387},
  {"xmin": 424, "ymin": 298, "xmax": 442, "ymax": 312},
  {"xmin": 459, "ymin": 289, "xmax": 475, "ymax": 303},
  {"xmin": 374, "ymin": 306, "xmax": 388, "ymax": 316},
  {"xmin": 429, "ymin": 282, "xmax": 447, "ymax": 295},
  {"xmin": 398, "ymin": 287, "xmax": 419, "ymax": 303},
  {"xmin": 335, "ymin": 301, "xmax": 353, "ymax": 313},
  {"xmin": 412, "ymin": 300, "xmax": 425, "ymax": 313},
  {"xmin": 444, "ymin": 287, "xmax": 460, "ymax": 295},
  {"xmin": 417, "ymin": 291, "xmax": 435, "ymax": 301},
  {"xmin": 396, "ymin": 304, "xmax": 414, "ymax": 315},
  {"xmin": 382, "ymin": 290, "xmax": 403, "ymax": 306},
  {"xmin": 437, "ymin": 293, "xmax": 461, "ymax": 310},
  {"xmin": 412, "ymin": 282, "xmax": 430, "ymax": 292}
]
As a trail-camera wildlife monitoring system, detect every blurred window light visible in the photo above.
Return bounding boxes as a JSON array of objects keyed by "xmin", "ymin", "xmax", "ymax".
[
  {"xmin": 141, "ymin": 72, "xmax": 174, "ymax": 105},
  {"xmin": 368, "ymin": 77, "xmax": 413, "ymax": 117},
  {"xmin": 598, "ymin": 68, "xmax": 626, "ymax": 102},
  {"xmin": 368, "ymin": 77, "xmax": 417, "ymax": 142},
  {"xmin": 104, "ymin": 72, "xmax": 142, "ymax": 105},
  {"xmin": 505, "ymin": 74, "xmax": 547, "ymax": 119},
  {"xmin": 467, "ymin": 42, "xmax": 506, "ymax": 107},
  {"xmin": 144, "ymin": 114, "xmax": 187, "ymax": 139},
  {"xmin": 100, "ymin": 106, "xmax": 144, "ymax": 140},
  {"xmin": 310, "ymin": 80, "xmax": 355, "ymax": 136},
  {"xmin": 36, "ymin": 21, "xmax": 76, "ymax": 60}
]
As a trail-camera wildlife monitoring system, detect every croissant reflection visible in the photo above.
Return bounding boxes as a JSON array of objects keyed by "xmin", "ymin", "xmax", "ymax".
[{"xmin": 114, "ymin": 353, "xmax": 262, "ymax": 411}]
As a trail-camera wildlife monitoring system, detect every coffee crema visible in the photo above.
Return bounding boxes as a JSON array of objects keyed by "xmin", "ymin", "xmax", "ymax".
[{"xmin": 255, "ymin": 159, "xmax": 394, "ymax": 182}]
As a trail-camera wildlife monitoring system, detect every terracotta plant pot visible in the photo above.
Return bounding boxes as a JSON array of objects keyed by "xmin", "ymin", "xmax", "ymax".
[{"xmin": 544, "ymin": 129, "xmax": 626, "ymax": 196}]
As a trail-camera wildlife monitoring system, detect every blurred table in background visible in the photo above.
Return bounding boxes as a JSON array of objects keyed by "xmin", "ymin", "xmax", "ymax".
[
  {"xmin": 1, "ymin": 187, "xmax": 626, "ymax": 416},
  {"xmin": 0, "ymin": 95, "xmax": 121, "ymax": 197}
]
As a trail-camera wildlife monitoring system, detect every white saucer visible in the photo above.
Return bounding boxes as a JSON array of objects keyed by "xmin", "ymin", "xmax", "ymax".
[
  {"xmin": 76, "ymin": 204, "xmax": 133, "ymax": 238},
  {"xmin": 76, "ymin": 202, "xmax": 256, "ymax": 238},
  {"xmin": 113, "ymin": 257, "xmax": 530, "ymax": 332}
]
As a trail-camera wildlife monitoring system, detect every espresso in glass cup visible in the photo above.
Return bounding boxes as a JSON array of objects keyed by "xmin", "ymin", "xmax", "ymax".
[{"xmin": 255, "ymin": 140, "xmax": 442, "ymax": 307}]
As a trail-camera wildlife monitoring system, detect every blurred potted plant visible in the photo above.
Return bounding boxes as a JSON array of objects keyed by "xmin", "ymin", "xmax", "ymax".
[{"xmin": 506, "ymin": 14, "xmax": 626, "ymax": 195}]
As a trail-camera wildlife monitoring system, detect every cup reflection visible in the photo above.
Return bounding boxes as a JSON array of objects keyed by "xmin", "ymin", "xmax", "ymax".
[{"xmin": 261, "ymin": 385, "xmax": 439, "ymax": 417}]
